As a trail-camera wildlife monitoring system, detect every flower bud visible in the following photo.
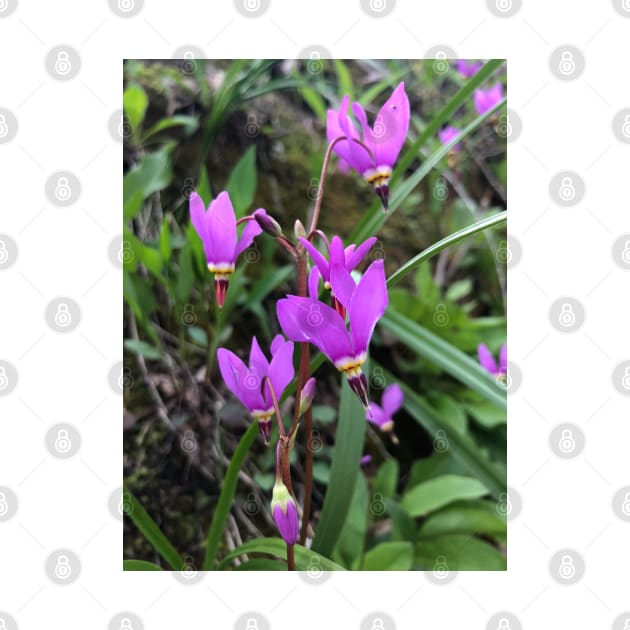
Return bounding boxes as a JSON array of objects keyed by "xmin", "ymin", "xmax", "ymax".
[
  {"xmin": 253, "ymin": 208, "xmax": 283, "ymax": 237},
  {"xmin": 294, "ymin": 219, "xmax": 307, "ymax": 240},
  {"xmin": 271, "ymin": 480, "xmax": 299, "ymax": 545},
  {"xmin": 297, "ymin": 377, "xmax": 316, "ymax": 417}
]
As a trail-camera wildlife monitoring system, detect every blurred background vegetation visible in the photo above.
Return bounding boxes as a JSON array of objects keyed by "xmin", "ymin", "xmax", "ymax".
[{"xmin": 122, "ymin": 59, "xmax": 507, "ymax": 571}]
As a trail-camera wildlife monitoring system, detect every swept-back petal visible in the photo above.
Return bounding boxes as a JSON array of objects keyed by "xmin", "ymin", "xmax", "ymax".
[
  {"xmin": 477, "ymin": 343, "xmax": 498, "ymax": 375},
  {"xmin": 299, "ymin": 237, "xmax": 330, "ymax": 281},
  {"xmin": 189, "ymin": 192, "xmax": 208, "ymax": 243},
  {"xmin": 329, "ymin": 263, "xmax": 356, "ymax": 311},
  {"xmin": 337, "ymin": 97, "xmax": 373, "ymax": 174},
  {"xmin": 276, "ymin": 296, "xmax": 353, "ymax": 364},
  {"xmin": 206, "ymin": 191, "xmax": 237, "ymax": 263},
  {"xmin": 249, "ymin": 336, "xmax": 270, "ymax": 372},
  {"xmin": 235, "ymin": 219, "xmax": 263, "ymax": 258},
  {"xmin": 345, "ymin": 236, "xmax": 377, "ymax": 271},
  {"xmin": 217, "ymin": 347, "xmax": 265, "ymax": 411},
  {"xmin": 366, "ymin": 402, "xmax": 389, "ymax": 429},
  {"xmin": 329, "ymin": 235, "xmax": 345, "ymax": 268},
  {"xmin": 381, "ymin": 383, "xmax": 403, "ymax": 417},
  {"xmin": 499, "ymin": 344, "xmax": 507, "ymax": 374},
  {"xmin": 308, "ymin": 265, "xmax": 321, "ymax": 299},
  {"xmin": 349, "ymin": 259, "xmax": 388, "ymax": 354},
  {"xmin": 267, "ymin": 339, "xmax": 294, "ymax": 403},
  {"xmin": 270, "ymin": 334, "xmax": 285, "ymax": 356}
]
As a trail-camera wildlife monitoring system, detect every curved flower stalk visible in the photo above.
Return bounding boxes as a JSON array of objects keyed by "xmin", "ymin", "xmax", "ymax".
[
  {"xmin": 327, "ymin": 82, "xmax": 410, "ymax": 210},
  {"xmin": 276, "ymin": 259, "xmax": 388, "ymax": 409},
  {"xmin": 217, "ymin": 335, "xmax": 294, "ymax": 443},
  {"xmin": 189, "ymin": 191, "xmax": 263, "ymax": 307},
  {"xmin": 299, "ymin": 234, "xmax": 377, "ymax": 319},
  {"xmin": 473, "ymin": 83, "xmax": 504, "ymax": 115},
  {"xmin": 478, "ymin": 343, "xmax": 507, "ymax": 377},
  {"xmin": 367, "ymin": 383, "xmax": 404, "ymax": 444}
]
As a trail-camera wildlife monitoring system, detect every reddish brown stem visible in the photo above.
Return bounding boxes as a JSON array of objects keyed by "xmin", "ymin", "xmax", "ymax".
[{"xmin": 287, "ymin": 543, "xmax": 295, "ymax": 571}]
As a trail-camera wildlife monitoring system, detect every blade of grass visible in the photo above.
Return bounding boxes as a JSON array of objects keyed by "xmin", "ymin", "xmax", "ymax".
[
  {"xmin": 203, "ymin": 422, "xmax": 258, "ymax": 569},
  {"xmin": 379, "ymin": 308, "xmax": 506, "ymax": 409},
  {"xmin": 123, "ymin": 559, "xmax": 164, "ymax": 571},
  {"xmin": 123, "ymin": 485, "xmax": 183, "ymax": 570},
  {"xmin": 387, "ymin": 211, "xmax": 507, "ymax": 286}
]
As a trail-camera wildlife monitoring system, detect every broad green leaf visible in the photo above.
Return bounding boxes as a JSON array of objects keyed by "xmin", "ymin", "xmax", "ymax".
[
  {"xmin": 123, "ymin": 559, "xmax": 164, "ymax": 571},
  {"xmin": 332, "ymin": 473, "xmax": 368, "ymax": 569},
  {"xmin": 124, "ymin": 338, "xmax": 162, "ymax": 360},
  {"xmin": 232, "ymin": 559, "xmax": 286, "ymax": 571},
  {"xmin": 379, "ymin": 308, "xmax": 506, "ymax": 409},
  {"xmin": 142, "ymin": 115, "xmax": 199, "ymax": 142},
  {"xmin": 312, "ymin": 375, "xmax": 366, "ymax": 557},
  {"xmin": 218, "ymin": 538, "xmax": 346, "ymax": 571},
  {"xmin": 387, "ymin": 212, "xmax": 507, "ymax": 287},
  {"xmin": 373, "ymin": 459, "xmax": 399, "ymax": 500},
  {"xmin": 334, "ymin": 59, "xmax": 353, "ymax": 99},
  {"xmin": 123, "ymin": 84, "xmax": 148, "ymax": 133},
  {"xmin": 226, "ymin": 145, "xmax": 257, "ymax": 216},
  {"xmin": 362, "ymin": 541, "xmax": 413, "ymax": 571},
  {"xmin": 203, "ymin": 422, "xmax": 258, "ymax": 569},
  {"xmin": 414, "ymin": 534, "xmax": 506, "ymax": 571},
  {"xmin": 384, "ymin": 498, "xmax": 416, "ymax": 543},
  {"xmin": 418, "ymin": 505, "xmax": 506, "ymax": 539},
  {"xmin": 299, "ymin": 86, "xmax": 327, "ymax": 122},
  {"xmin": 123, "ymin": 486, "xmax": 183, "ymax": 570},
  {"xmin": 123, "ymin": 144, "xmax": 173, "ymax": 220},
  {"xmin": 186, "ymin": 326, "xmax": 208, "ymax": 347},
  {"xmin": 401, "ymin": 474, "xmax": 488, "ymax": 517},
  {"xmin": 465, "ymin": 401, "xmax": 506, "ymax": 428}
]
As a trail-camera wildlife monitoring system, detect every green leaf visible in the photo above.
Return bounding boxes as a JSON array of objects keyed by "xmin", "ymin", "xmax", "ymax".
[
  {"xmin": 123, "ymin": 486, "xmax": 183, "ymax": 570},
  {"xmin": 142, "ymin": 115, "xmax": 199, "ymax": 142},
  {"xmin": 401, "ymin": 474, "xmax": 488, "ymax": 517},
  {"xmin": 332, "ymin": 473, "xmax": 368, "ymax": 569},
  {"xmin": 159, "ymin": 218, "xmax": 172, "ymax": 262},
  {"xmin": 175, "ymin": 243, "xmax": 195, "ymax": 303},
  {"xmin": 418, "ymin": 504, "xmax": 506, "ymax": 539},
  {"xmin": 124, "ymin": 338, "xmax": 162, "ymax": 360},
  {"xmin": 465, "ymin": 402, "xmax": 506, "ymax": 428},
  {"xmin": 387, "ymin": 212, "xmax": 507, "ymax": 287},
  {"xmin": 312, "ymin": 375, "xmax": 366, "ymax": 557},
  {"xmin": 123, "ymin": 559, "xmax": 164, "ymax": 571},
  {"xmin": 218, "ymin": 538, "xmax": 346, "ymax": 571},
  {"xmin": 186, "ymin": 326, "xmax": 208, "ymax": 347},
  {"xmin": 334, "ymin": 59, "xmax": 353, "ymax": 99},
  {"xmin": 379, "ymin": 308, "xmax": 506, "ymax": 409},
  {"xmin": 384, "ymin": 498, "xmax": 416, "ymax": 543},
  {"xmin": 232, "ymin": 559, "xmax": 286, "ymax": 571},
  {"xmin": 123, "ymin": 144, "xmax": 173, "ymax": 220},
  {"xmin": 299, "ymin": 86, "xmax": 327, "ymax": 122},
  {"xmin": 226, "ymin": 145, "xmax": 257, "ymax": 216},
  {"xmin": 203, "ymin": 423, "xmax": 258, "ymax": 569},
  {"xmin": 373, "ymin": 459, "xmax": 399, "ymax": 500},
  {"xmin": 414, "ymin": 534, "xmax": 506, "ymax": 571},
  {"xmin": 123, "ymin": 83, "xmax": 148, "ymax": 133},
  {"xmin": 362, "ymin": 542, "xmax": 413, "ymax": 571}
]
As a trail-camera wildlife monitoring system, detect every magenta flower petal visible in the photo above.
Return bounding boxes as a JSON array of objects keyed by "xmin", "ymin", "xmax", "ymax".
[
  {"xmin": 456, "ymin": 59, "xmax": 482, "ymax": 78},
  {"xmin": 189, "ymin": 192, "xmax": 208, "ymax": 243},
  {"xmin": 381, "ymin": 383, "xmax": 403, "ymax": 417},
  {"xmin": 438, "ymin": 125, "xmax": 462, "ymax": 150},
  {"xmin": 217, "ymin": 347, "xmax": 265, "ymax": 411},
  {"xmin": 327, "ymin": 98, "xmax": 356, "ymax": 166},
  {"xmin": 267, "ymin": 339, "xmax": 294, "ymax": 404},
  {"xmin": 272, "ymin": 502, "xmax": 299, "ymax": 545},
  {"xmin": 270, "ymin": 334, "xmax": 285, "ymax": 356},
  {"xmin": 345, "ymin": 236, "xmax": 377, "ymax": 271},
  {"xmin": 349, "ymin": 259, "xmax": 388, "ymax": 355},
  {"xmin": 205, "ymin": 191, "xmax": 237, "ymax": 264},
  {"xmin": 473, "ymin": 83, "xmax": 504, "ymax": 115},
  {"xmin": 249, "ymin": 336, "xmax": 270, "ymax": 372},
  {"xmin": 477, "ymin": 343, "xmax": 498, "ymax": 375},
  {"xmin": 499, "ymin": 344, "xmax": 507, "ymax": 374},
  {"xmin": 329, "ymin": 263, "xmax": 357, "ymax": 311},
  {"xmin": 336, "ymin": 96, "xmax": 373, "ymax": 175},
  {"xmin": 276, "ymin": 296, "xmax": 353, "ymax": 365},
  {"xmin": 299, "ymin": 237, "xmax": 330, "ymax": 282},
  {"xmin": 235, "ymin": 218, "xmax": 263, "ymax": 258},
  {"xmin": 328, "ymin": 235, "xmax": 346, "ymax": 268},
  {"xmin": 308, "ymin": 266, "xmax": 321, "ymax": 299},
  {"xmin": 366, "ymin": 402, "xmax": 389, "ymax": 428}
]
